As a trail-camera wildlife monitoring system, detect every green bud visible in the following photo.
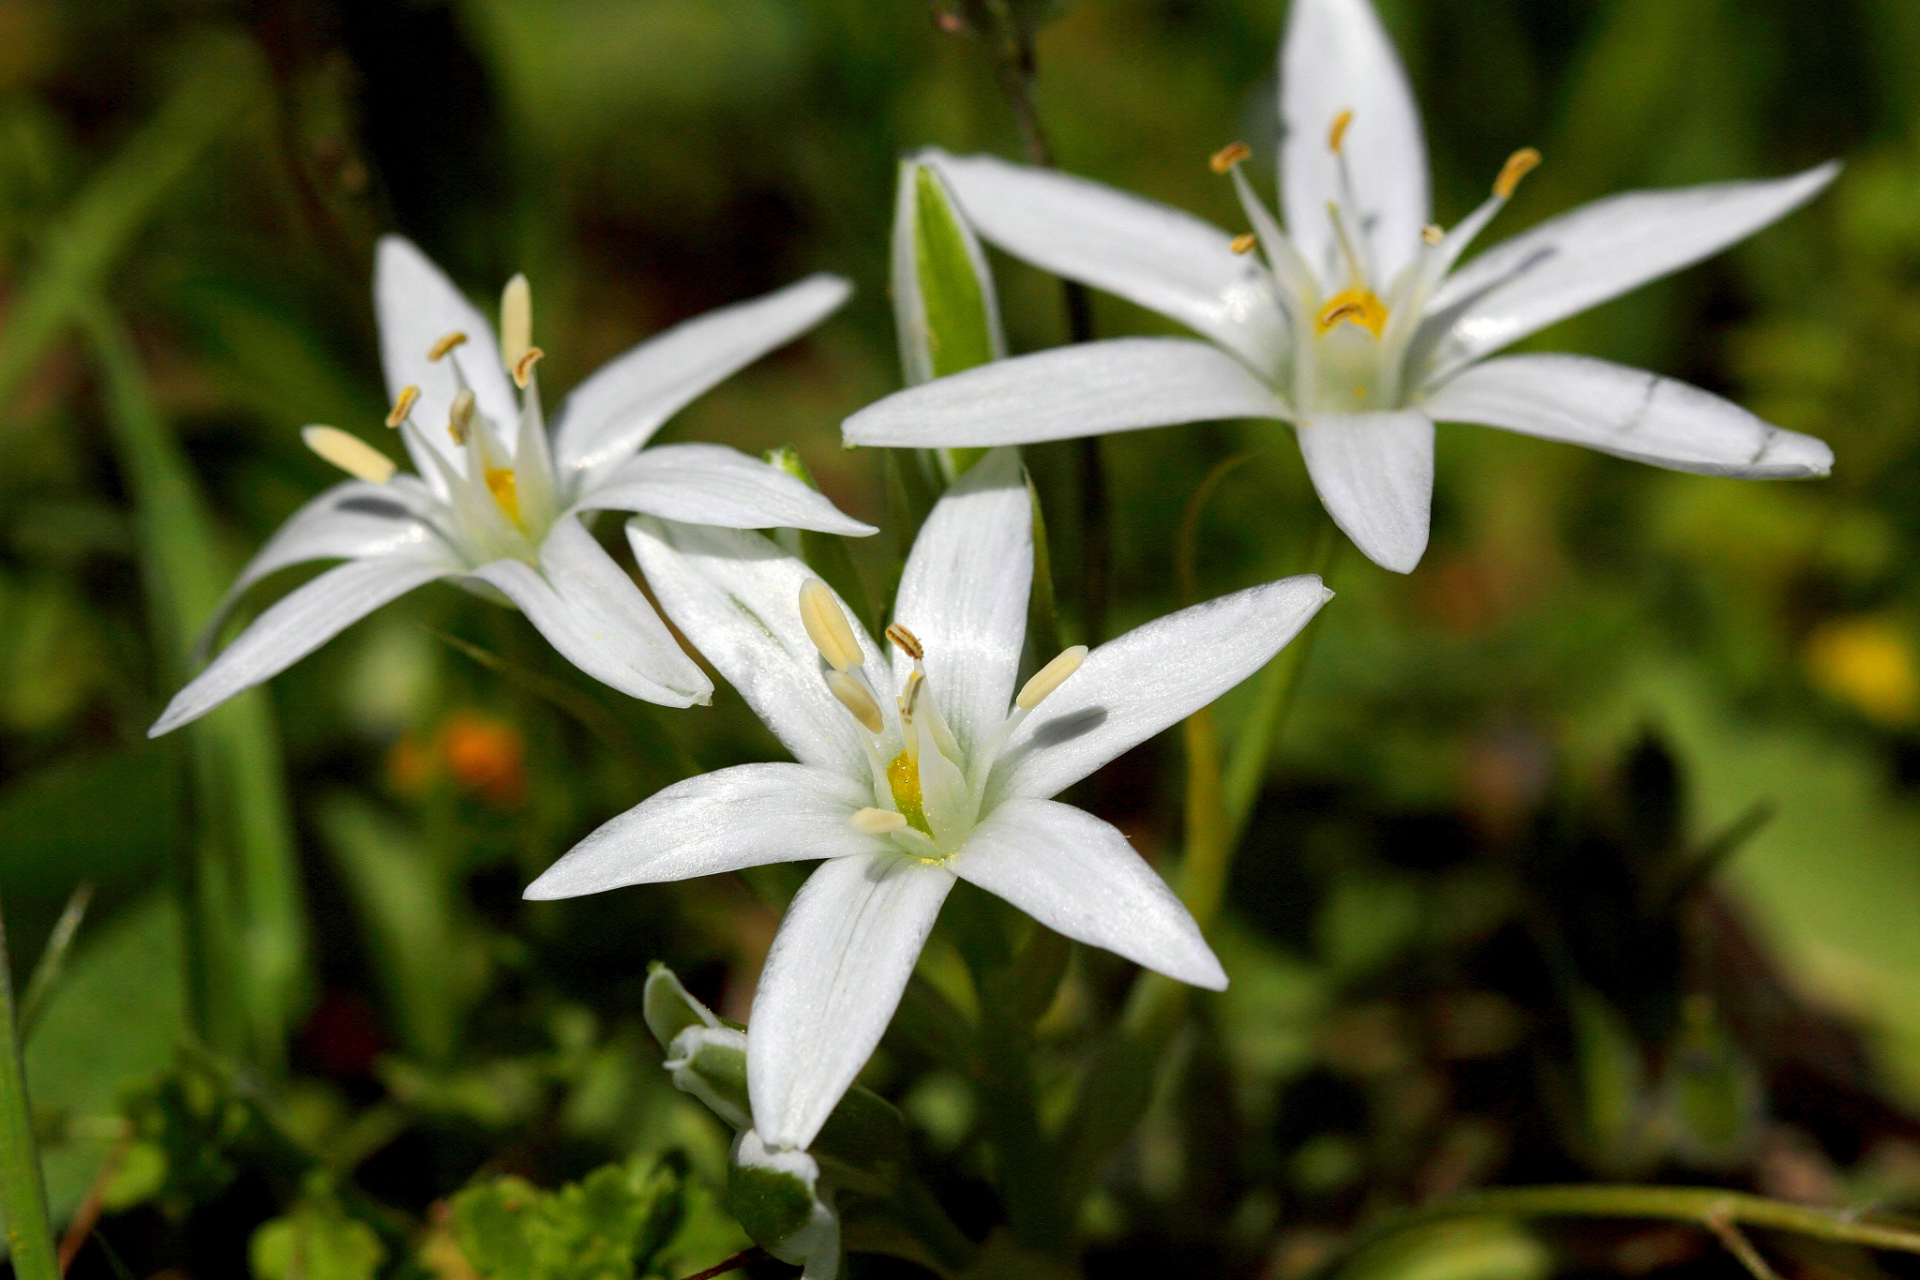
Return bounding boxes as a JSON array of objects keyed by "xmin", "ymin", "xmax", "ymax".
[
  {"xmin": 729, "ymin": 1130, "xmax": 842, "ymax": 1278},
  {"xmin": 892, "ymin": 155, "xmax": 1004, "ymax": 388}
]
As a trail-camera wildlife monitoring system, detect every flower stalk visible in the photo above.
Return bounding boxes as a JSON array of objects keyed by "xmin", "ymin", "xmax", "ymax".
[{"xmin": 0, "ymin": 896, "xmax": 60, "ymax": 1280}]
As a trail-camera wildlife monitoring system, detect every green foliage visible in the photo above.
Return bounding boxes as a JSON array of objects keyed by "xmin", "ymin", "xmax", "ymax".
[
  {"xmin": 1338, "ymin": 1220, "xmax": 1552, "ymax": 1280},
  {"xmin": 450, "ymin": 1154, "xmax": 739, "ymax": 1280},
  {"xmin": 250, "ymin": 1175, "xmax": 386, "ymax": 1280}
]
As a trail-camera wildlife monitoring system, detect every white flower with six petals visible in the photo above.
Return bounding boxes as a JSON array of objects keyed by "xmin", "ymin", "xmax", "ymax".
[
  {"xmin": 151, "ymin": 236, "xmax": 872, "ymax": 736},
  {"xmin": 844, "ymin": 0, "xmax": 1837, "ymax": 573},
  {"xmin": 524, "ymin": 448, "xmax": 1330, "ymax": 1150}
]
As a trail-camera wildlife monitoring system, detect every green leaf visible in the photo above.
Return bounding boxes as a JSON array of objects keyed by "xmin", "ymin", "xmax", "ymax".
[
  {"xmin": 249, "ymin": 1175, "xmax": 387, "ymax": 1280},
  {"xmin": 451, "ymin": 1154, "xmax": 720, "ymax": 1280},
  {"xmin": 1337, "ymin": 1219, "xmax": 1552, "ymax": 1280}
]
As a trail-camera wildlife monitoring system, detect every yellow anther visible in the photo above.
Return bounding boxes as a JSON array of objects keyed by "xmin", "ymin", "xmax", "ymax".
[
  {"xmin": 1016, "ymin": 645, "xmax": 1089, "ymax": 711},
  {"xmin": 799, "ymin": 579, "xmax": 864, "ymax": 672},
  {"xmin": 428, "ymin": 331, "xmax": 468, "ymax": 362},
  {"xmin": 512, "ymin": 346, "xmax": 544, "ymax": 390},
  {"xmin": 501, "ymin": 273, "xmax": 532, "ymax": 369},
  {"xmin": 1231, "ymin": 233, "xmax": 1258, "ymax": 255},
  {"xmin": 448, "ymin": 388, "xmax": 477, "ymax": 445},
  {"xmin": 1422, "ymin": 224, "xmax": 1444, "ymax": 245},
  {"xmin": 1315, "ymin": 288, "xmax": 1389, "ymax": 338},
  {"xmin": 899, "ymin": 668, "xmax": 925, "ymax": 721},
  {"xmin": 303, "ymin": 425, "xmax": 396, "ymax": 485},
  {"xmin": 385, "ymin": 385, "xmax": 421, "ymax": 428},
  {"xmin": 1209, "ymin": 141, "xmax": 1251, "ymax": 175},
  {"xmin": 828, "ymin": 672, "xmax": 885, "ymax": 734},
  {"xmin": 850, "ymin": 807, "xmax": 908, "ymax": 835},
  {"xmin": 1494, "ymin": 147, "xmax": 1541, "ymax": 200},
  {"xmin": 1328, "ymin": 109, "xmax": 1354, "ymax": 153},
  {"xmin": 886, "ymin": 623, "xmax": 924, "ymax": 662},
  {"xmin": 485, "ymin": 466, "xmax": 521, "ymax": 524}
]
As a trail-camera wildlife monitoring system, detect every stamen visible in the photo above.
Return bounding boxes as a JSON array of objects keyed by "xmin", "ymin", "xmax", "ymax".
[
  {"xmin": 1326, "ymin": 199, "xmax": 1371, "ymax": 289},
  {"xmin": 448, "ymin": 388, "xmax": 477, "ymax": 445},
  {"xmin": 886, "ymin": 623, "xmax": 924, "ymax": 662},
  {"xmin": 1315, "ymin": 289, "xmax": 1389, "ymax": 337},
  {"xmin": 799, "ymin": 580, "xmax": 864, "ymax": 672},
  {"xmin": 1230, "ymin": 233, "xmax": 1258, "ymax": 255},
  {"xmin": 428, "ymin": 331, "xmax": 468, "ymax": 362},
  {"xmin": 303, "ymin": 425, "xmax": 396, "ymax": 484},
  {"xmin": 828, "ymin": 672, "xmax": 885, "ymax": 734},
  {"xmin": 385, "ymin": 385, "xmax": 420, "ymax": 428},
  {"xmin": 849, "ymin": 807, "xmax": 907, "ymax": 835},
  {"xmin": 501, "ymin": 274, "xmax": 532, "ymax": 369},
  {"xmin": 1328, "ymin": 109, "xmax": 1354, "ymax": 154},
  {"xmin": 1494, "ymin": 147, "xmax": 1542, "ymax": 200},
  {"xmin": 485, "ymin": 467, "xmax": 521, "ymax": 524},
  {"xmin": 1017, "ymin": 646, "xmax": 1089, "ymax": 710},
  {"xmin": 899, "ymin": 669, "xmax": 925, "ymax": 723},
  {"xmin": 512, "ymin": 347, "xmax": 545, "ymax": 390},
  {"xmin": 1209, "ymin": 141, "xmax": 1251, "ymax": 175},
  {"xmin": 1422, "ymin": 224, "xmax": 1444, "ymax": 245}
]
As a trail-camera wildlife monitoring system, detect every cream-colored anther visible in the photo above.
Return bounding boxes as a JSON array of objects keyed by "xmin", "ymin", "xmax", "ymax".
[
  {"xmin": 828, "ymin": 672, "xmax": 885, "ymax": 734},
  {"xmin": 899, "ymin": 669, "xmax": 925, "ymax": 721},
  {"xmin": 428, "ymin": 331, "xmax": 468, "ymax": 362},
  {"xmin": 1494, "ymin": 147, "xmax": 1541, "ymax": 200},
  {"xmin": 1209, "ymin": 141, "xmax": 1251, "ymax": 175},
  {"xmin": 302, "ymin": 426, "xmax": 396, "ymax": 484},
  {"xmin": 512, "ymin": 347, "xmax": 544, "ymax": 390},
  {"xmin": 447, "ymin": 388, "xmax": 476, "ymax": 445},
  {"xmin": 1016, "ymin": 645, "xmax": 1088, "ymax": 710},
  {"xmin": 798, "ymin": 579, "xmax": 863, "ymax": 672},
  {"xmin": 1422, "ymin": 224, "xmax": 1444, "ymax": 245},
  {"xmin": 500, "ymin": 274, "xmax": 532, "ymax": 369},
  {"xmin": 1231, "ymin": 233, "xmax": 1258, "ymax": 255},
  {"xmin": 850, "ymin": 807, "xmax": 908, "ymax": 835},
  {"xmin": 385, "ymin": 385, "xmax": 420, "ymax": 428},
  {"xmin": 1328, "ymin": 109, "xmax": 1354, "ymax": 153},
  {"xmin": 885, "ymin": 623, "xmax": 924, "ymax": 661}
]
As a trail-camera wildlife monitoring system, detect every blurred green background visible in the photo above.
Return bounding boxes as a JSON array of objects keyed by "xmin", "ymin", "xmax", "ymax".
[{"xmin": 5, "ymin": 0, "xmax": 1920, "ymax": 1276}]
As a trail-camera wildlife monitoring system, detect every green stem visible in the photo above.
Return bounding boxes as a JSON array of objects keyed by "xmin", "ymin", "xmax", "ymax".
[
  {"xmin": 0, "ymin": 896, "xmax": 61, "ymax": 1280},
  {"xmin": 1366, "ymin": 1185, "xmax": 1920, "ymax": 1257}
]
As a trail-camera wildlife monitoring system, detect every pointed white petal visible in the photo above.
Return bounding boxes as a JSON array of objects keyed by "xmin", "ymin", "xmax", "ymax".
[
  {"xmin": 958, "ymin": 799, "xmax": 1225, "ymax": 989},
  {"xmin": 1280, "ymin": 0, "xmax": 1431, "ymax": 288},
  {"xmin": 748, "ymin": 852, "xmax": 955, "ymax": 1150},
  {"xmin": 989, "ymin": 575, "xmax": 1331, "ymax": 804},
  {"xmin": 1423, "ymin": 354, "xmax": 1833, "ymax": 478},
  {"xmin": 524, "ymin": 763, "xmax": 887, "ymax": 899},
  {"xmin": 150, "ymin": 555, "xmax": 452, "ymax": 737},
  {"xmin": 195, "ymin": 478, "xmax": 449, "ymax": 662},
  {"xmin": 577, "ymin": 443, "xmax": 876, "ymax": 535},
  {"xmin": 927, "ymin": 150, "xmax": 1290, "ymax": 373},
  {"xmin": 553, "ymin": 274, "xmax": 852, "ymax": 482},
  {"xmin": 1295, "ymin": 410, "xmax": 1434, "ymax": 573},
  {"xmin": 843, "ymin": 338, "xmax": 1288, "ymax": 450},
  {"xmin": 375, "ymin": 236, "xmax": 518, "ymax": 478},
  {"xmin": 628, "ymin": 517, "xmax": 892, "ymax": 778},
  {"xmin": 1422, "ymin": 162, "xmax": 1839, "ymax": 380},
  {"xmin": 471, "ymin": 515, "xmax": 712, "ymax": 708},
  {"xmin": 890, "ymin": 448, "xmax": 1031, "ymax": 756}
]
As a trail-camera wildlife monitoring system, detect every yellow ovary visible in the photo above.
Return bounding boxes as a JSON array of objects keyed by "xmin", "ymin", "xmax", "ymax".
[
  {"xmin": 887, "ymin": 750, "xmax": 932, "ymax": 836},
  {"xmin": 1316, "ymin": 289, "xmax": 1388, "ymax": 338},
  {"xmin": 485, "ymin": 467, "xmax": 522, "ymax": 525}
]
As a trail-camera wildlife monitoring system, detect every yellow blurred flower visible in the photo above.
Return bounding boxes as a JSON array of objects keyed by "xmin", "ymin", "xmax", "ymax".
[
  {"xmin": 1804, "ymin": 617, "xmax": 1920, "ymax": 726},
  {"xmin": 384, "ymin": 710, "xmax": 528, "ymax": 808}
]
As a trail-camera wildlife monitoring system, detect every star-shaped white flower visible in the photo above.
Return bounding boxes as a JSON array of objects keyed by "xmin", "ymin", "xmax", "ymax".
[
  {"xmin": 523, "ymin": 448, "xmax": 1330, "ymax": 1150},
  {"xmin": 844, "ymin": 0, "xmax": 1837, "ymax": 573},
  {"xmin": 150, "ymin": 236, "xmax": 873, "ymax": 736}
]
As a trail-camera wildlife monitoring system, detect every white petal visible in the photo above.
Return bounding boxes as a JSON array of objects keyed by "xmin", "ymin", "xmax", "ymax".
[
  {"xmin": 577, "ymin": 442, "xmax": 876, "ymax": 535},
  {"xmin": 890, "ymin": 448, "xmax": 1031, "ymax": 756},
  {"xmin": 628, "ymin": 517, "xmax": 892, "ymax": 778},
  {"xmin": 1295, "ymin": 410, "xmax": 1434, "ymax": 573},
  {"xmin": 471, "ymin": 515, "xmax": 712, "ymax": 708},
  {"xmin": 989, "ymin": 575, "xmax": 1332, "ymax": 804},
  {"xmin": 553, "ymin": 274, "xmax": 852, "ymax": 482},
  {"xmin": 150, "ymin": 555, "xmax": 452, "ymax": 737},
  {"xmin": 524, "ymin": 763, "xmax": 888, "ymax": 899},
  {"xmin": 1421, "ymin": 162, "xmax": 1839, "ymax": 381},
  {"xmin": 374, "ymin": 236, "xmax": 518, "ymax": 480},
  {"xmin": 1280, "ymin": 0, "xmax": 1431, "ymax": 289},
  {"xmin": 927, "ymin": 150, "xmax": 1289, "ymax": 374},
  {"xmin": 748, "ymin": 852, "xmax": 955, "ymax": 1150},
  {"xmin": 1423, "ymin": 354, "xmax": 1833, "ymax": 478},
  {"xmin": 842, "ymin": 338, "xmax": 1289, "ymax": 450},
  {"xmin": 957, "ymin": 798, "xmax": 1225, "ymax": 989},
  {"xmin": 195, "ymin": 477, "xmax": 448, "ymax": 661}
]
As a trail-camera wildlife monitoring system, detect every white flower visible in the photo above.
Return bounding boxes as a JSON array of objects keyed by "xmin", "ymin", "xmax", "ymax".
[
  {"xmin": 843, "ymin": 0, "xmax": 1837, "ymax": 573},
  {"xmin": 524, "ymin": 448, "xmax": 1330, "ymax": 1151},
  {"xmin": 150, "ymin": 236, "xmax": 873, "ymax": 736}
]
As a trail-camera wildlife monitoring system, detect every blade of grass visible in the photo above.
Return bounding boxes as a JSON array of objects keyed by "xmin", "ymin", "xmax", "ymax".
[
  {"xmin": 18, "ymin": 882, "xmax": 91, "ymax": 1039},
  {"xmin": 0, "ymin": 895, "xmax": 59, "ymax": 1280},
  {"xmin": 80, "ymin": 300, "xmax": 307, "ymax": 1072}
]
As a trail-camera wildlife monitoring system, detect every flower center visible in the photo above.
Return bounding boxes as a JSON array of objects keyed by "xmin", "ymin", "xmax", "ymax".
[
  {"xmin": 886, "ymin": 750, "xmax": 931, "ymax": 835},
  {"xmin": 1316, "ymin": 288, "xmax": 1387, "ymax": 338}
]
